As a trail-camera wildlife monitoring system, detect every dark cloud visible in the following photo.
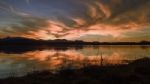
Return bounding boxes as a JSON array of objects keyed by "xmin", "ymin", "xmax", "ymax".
[
  {"xmin": 0, "ymin": 0, "xmax": 150, "ymax": 41},
  {"xmin": 0, "ymin": 16, "xmax": 49, "ymax": 37},
  {"xmin": 106, "ymin": 0, "xmax": 149, "ymax": 17}
]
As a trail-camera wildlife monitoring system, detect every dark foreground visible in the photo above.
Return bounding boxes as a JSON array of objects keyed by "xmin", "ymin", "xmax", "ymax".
[{"xmin": 0, "ymin": 58, "xmax": 150, "ymax": 84}]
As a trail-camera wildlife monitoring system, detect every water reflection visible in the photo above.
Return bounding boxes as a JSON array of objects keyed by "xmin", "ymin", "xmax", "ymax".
[{"xmin": 0, "ymin": 46, "xmax": 150, "ymax": 78}]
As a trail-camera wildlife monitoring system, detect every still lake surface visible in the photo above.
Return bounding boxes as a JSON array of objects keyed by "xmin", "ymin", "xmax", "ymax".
[{"xmin": 0, "ymin": 45, "xmax": 150, "ymax": 78}]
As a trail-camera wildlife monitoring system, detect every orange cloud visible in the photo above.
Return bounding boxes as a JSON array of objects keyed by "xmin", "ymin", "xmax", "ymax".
[{"xmin": 1, "ymin": 0, "xmax": 150, "ymax": 41}]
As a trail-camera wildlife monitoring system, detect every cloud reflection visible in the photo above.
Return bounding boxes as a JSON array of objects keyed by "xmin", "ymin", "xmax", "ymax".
[
  {"xmin": 23, "ymin": 50, "xmax": 127, "ymax": 70},
  {"xmin": 0, "ymin": 46, "xmax": 150, "ymax": 78}
]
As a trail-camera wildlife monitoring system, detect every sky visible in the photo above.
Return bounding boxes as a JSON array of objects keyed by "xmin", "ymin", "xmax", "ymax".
[{"xmin": 0, "ymin": 0, "xmax": 150, "ymax": 42}]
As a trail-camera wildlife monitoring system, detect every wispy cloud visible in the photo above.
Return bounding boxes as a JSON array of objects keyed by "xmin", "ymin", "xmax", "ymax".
[{"xmin": 0, "ymin": 0, "xmax": 150, "ymax": 41}]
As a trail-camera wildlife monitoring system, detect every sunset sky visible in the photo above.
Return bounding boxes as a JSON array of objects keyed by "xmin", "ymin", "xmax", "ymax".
[{"xmin": 0, "ymin": 0, "xmax": 150, "ymax": 42}]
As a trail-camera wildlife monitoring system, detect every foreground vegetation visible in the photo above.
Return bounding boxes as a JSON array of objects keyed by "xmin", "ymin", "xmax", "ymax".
[{"xmin": 0, "ymin": 58, "xmax": 150, "ymax": 84}]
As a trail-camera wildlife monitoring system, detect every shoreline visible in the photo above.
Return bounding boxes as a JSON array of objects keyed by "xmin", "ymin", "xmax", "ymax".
[{"xmin": 0, "ymin": 58, "xmax": 150, "ymax": 84}]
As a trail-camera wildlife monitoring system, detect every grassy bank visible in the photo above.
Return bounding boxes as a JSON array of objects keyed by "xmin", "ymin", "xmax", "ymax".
[{"xmin": 0, "ymin": 58, "xmax": 150, "ymax": 84}]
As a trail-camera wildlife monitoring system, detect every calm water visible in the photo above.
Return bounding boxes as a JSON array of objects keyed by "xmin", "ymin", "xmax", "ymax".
[{"xmin": 0, "ymin": 45, "xmax": 150, "ymax": 78}]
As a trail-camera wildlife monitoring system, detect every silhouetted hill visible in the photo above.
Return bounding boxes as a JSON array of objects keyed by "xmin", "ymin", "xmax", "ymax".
[{"xmin": 0, "ymin": 37, "xmax": 150, "ymax": 46}]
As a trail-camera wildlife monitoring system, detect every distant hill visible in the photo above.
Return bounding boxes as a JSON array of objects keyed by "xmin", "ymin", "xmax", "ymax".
[{"xmin": 0, "ymin": 37, "xmax": 150, "ymax": 46}]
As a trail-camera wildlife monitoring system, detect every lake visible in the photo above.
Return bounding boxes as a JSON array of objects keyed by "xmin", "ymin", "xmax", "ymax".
[{"xmin": 0, "ymin": 45, "xmax": 150, "ymax": 79}]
